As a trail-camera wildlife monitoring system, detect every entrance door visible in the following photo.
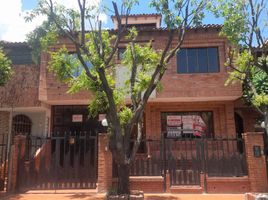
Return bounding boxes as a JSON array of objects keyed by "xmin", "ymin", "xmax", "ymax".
[
  {"xmin": 52, "ymin": 105, "xmax": 101, "ymax": 135},
  {"xmin": 16, "ymin": 105, "xmax": 100, "ymax": 191},
  {"xmin": 17, "ymin": 133, "xmax": 98, "ymax": 191}
]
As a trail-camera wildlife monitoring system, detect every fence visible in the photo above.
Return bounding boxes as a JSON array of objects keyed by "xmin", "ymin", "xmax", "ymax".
[
  {"xmin": 112, "ymin": 136, "xmax": 248, "ymax": 187},
  {"xmin": 17, "ymin": 131, "xmax": 98, "ymax": 191},
  {"xmin": 0, "ymin": 134, "xmax": 8, "ymax": 191}
]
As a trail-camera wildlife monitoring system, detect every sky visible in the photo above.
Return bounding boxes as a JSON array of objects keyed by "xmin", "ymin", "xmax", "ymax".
[{"xmin": 0, "ymin": 0, "xmax": 222, "ymax": 42}]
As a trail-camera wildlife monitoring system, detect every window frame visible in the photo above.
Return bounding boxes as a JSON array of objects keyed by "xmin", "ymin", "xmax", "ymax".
[
  {"xmin": 117, "ymin": 47, "xmax": 126, "ymax": 60},
  {"xmin": 177, "ymin": 47, "xmax": 220, "ymax": 74},
  {"xmin": 12, "ymin": 114, "xmax": 32, "ymax": 136},
  {"xmin": 68, "ymin": 52, "xmax": 93, "ymax": 77},
  {"xmin": 161, "ymin": 111, "xmax": 215, "ymax": 138}
]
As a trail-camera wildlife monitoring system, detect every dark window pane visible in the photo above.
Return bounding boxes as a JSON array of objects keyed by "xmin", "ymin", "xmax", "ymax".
[
  {"xmin": 161, "ymin": 111, "xmax": 214, "ymax": 138},
  {"xmin": 208, "ymin": 47, "xmax": 219, "ymax": 72},
  {"xmin": 70, "ymin": 53, "xmax": 93, "ymax": 77},
  {"xmin": 177, "ymin": 47, "xmax": 219, "ymax": 74},
  {"xmin": 118, "ymin": 48, "xmax": 126, "ymax": 60},
  {"xmin": 187, "ymin": 49, "xmax": 198, "ymax": 73},
  {"xmin": 198, "ymin": 48, "xmax": 208, "ymax": 73},
  {"xmin": 177, "ymin": 48, "xmax": 187, "ymax": 73}
]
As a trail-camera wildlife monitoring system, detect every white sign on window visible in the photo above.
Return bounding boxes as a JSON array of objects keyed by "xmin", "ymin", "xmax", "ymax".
[
  {"xmin": 167, "ymin": 115, "xmax": 182, "ymax": 126},
  {"xmin": 167, "ymin": 127, "xmax": 182, "ymax": 138},
  {"xmin": 72, "ymin": 114, "xmax": 83, "ymax": 122}
]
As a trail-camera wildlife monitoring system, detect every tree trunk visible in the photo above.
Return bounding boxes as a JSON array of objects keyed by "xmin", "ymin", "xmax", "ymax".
[
  {"xmin": 265, "ymin": 110, "xmax": 268, "ymax": 136},
  {"xmin": 117, "ymin": 162, "xmax": 130, "ymax": 195}
]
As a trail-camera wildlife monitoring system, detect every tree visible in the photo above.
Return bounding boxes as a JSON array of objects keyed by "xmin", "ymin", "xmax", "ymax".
[
  {"xmin": 26, "ymin": 20, "xmax": 55, "ymax": 64},
  {"xmin": 27, "ymin": 0, "xmax": 206, "ymax": 195},
  {"xmin": 0, "ymin": 47, "xmax": 12, "ymax": 86},
  {"xmin": 209, "ymin": 0, "xmax": 268, "ymax": 134}
]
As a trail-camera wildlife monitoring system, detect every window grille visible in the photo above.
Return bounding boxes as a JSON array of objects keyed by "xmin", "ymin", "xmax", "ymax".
[{"xmin": 12, "ymin": 114, "xmax": 32, "ymax": 136}]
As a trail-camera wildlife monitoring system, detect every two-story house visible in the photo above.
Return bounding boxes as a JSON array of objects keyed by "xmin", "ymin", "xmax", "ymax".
[{"xmin": 0, "ymin": 14, "xmax": 266, "ymax": 194}]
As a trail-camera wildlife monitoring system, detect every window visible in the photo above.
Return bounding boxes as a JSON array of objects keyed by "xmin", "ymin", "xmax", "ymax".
[
  {"xmin": 118, "ymin": 48, "xmax": 126, "ymax": 60},
  {"xmin": 161, "ymin": 111, "xmax": 214, "ymax": 138},
  {"xmin": 69, "ymin": 53, "xmax": 93, "ymax": 77},
  {"xmin": 12, "ymin": 114, "xmax": 32, "ymax": 136},
  {"xmin": 177, "ymin": 47, "xmax": 219, "ymax": 73}
]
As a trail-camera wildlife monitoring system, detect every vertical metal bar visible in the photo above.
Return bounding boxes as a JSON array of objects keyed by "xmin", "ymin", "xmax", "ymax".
[
  {"xmin": 162, "ymin": 133, "xmax": 166, "ymax": 192},
  {"xmin": 228, "ymin": 139, "xmax": 234, "ymax": 176},
  {"xmin": 225, "ymin": 135, "xmax": 232, "ymax": 177},
  {"xmin": 93, "ymin": 131, "xmax": 98, "ymax": 188},
  {"xmin": 82, "ymin": 131, "xmax": 86, "ymax": 188},
  {"xmin": 55, "ymin": 136, "xmax": 61, "ymax": 189},
  {"xmin": 203, "ymin": 137, "xmax": 207, "ymax": 192},
  {"xmin": 63, "ymin": 132, "xmax": 67, "ymax": 188}
]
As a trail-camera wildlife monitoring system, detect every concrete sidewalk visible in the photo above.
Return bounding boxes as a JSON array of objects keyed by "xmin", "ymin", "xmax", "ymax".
[{"xmin": 2, "ymin": 191, "xmax": 245, "ymax": 200}]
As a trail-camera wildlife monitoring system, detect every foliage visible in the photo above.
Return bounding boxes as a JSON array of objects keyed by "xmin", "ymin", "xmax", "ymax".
[
  {"xmin": 210, "ymin": 0, "xmax": 268, "ymax": 132},
  {"xmin": 27, "ymin": 0, "xmax": 206, "ymax": 194},
  {"xmin": 227, "ymin": 50, "xmax": 268, "ymax": 108},
  {"xmin": 26, "ymin": 20, "xmax": 58, "ymax": 64},
  {"xmin": 151, "ymin": 0, "xmax": 204, "ymax": 29},
  {"xmin": 208, "ymin": 0, "xmax": 248, "ymax": 45},
  {"xmin": 0, "ymin": 48, "xmax": 12, "ymax": 86}
]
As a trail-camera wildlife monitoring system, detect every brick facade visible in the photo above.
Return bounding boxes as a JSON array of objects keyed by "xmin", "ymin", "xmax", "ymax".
[
  {"xmin": 155, "ymin": 30, "xmax": 241, "ymax": 101},
  {"xmin": 206, "ymin": 177, "xmax": 250, "ymax": 193},
  {"xmin": 145, "ymin": 101, "xmax": 237, "ymax": 139},
  {"xmin": 6, "ymin": 126, "xmax": 268, "ymax": 194},
  {"xmin": 97, "ymin": 134, "xmax": 113, "ymax": 192},
  {"xmin": 97, "ymin": 133, "xmax": 267, "ymax": 194},
  {"xmin": 0, "ymin": 65, "xmax": 40, "ymax": 108},
  {"xmin": 243, "ymin": 132, "xmax": 268, "ymax": 192},
  {"xmin": 1, "ymin": 18, "xmax": 267, "ymax": 195},
  {"xmin": 0, "ymin": 112, "xmax": 9, "ymax": 142}
]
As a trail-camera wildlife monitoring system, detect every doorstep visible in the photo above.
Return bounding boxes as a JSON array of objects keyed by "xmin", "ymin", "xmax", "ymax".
[
  {"xmin": 170, "ymin": 185, "xmax": 203, "ymax": 193},
  {"xmin": 24, "ymin": 189, "xmax": 98, "ymax": 194}
]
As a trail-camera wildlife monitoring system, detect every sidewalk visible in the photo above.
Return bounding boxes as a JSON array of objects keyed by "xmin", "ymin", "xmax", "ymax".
[{"xmin": 2, "ymin": 191, "xmax": 245, "ymax": 200}]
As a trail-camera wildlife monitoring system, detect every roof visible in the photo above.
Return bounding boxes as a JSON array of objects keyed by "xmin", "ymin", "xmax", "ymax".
[
  {"xmin": 111, "ymin": 13, "xmax": 162, "ymax": 19},
  {"xmin": 0, "ymin": 41, "xmax": 34, "ymax": 65},
  {"xmin": 0, "ymin": 41, "xmax": 30, "ymax": 48},
  {"xmin": 109, "ymin": 24, "xmax": 222, "ymax": 32}
]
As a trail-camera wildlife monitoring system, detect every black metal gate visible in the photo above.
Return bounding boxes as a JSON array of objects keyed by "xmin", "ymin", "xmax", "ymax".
[
  {"xmin": 17, "ymin": 132, "xmax": 97, "ymax": 191},
  {"xmin": 0, "ymin": 134, "xmax": 8, "ymax": 191},
  {"xmin": 164, "ymin": 136, "xmax": 248, "ymax": 187},
  {"xmin": 164, "ymin": 138, "xmax": 203, "ymax": 186}
]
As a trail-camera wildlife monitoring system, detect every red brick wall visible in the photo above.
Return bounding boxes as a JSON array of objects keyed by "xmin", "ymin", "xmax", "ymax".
[
  {"xmin": 145, "ymin": 101, "xmax": 236, "ymax": 139},
  {"xmin": 239, "ymin": 109, "xmax": 261, "ymax": 132},
  {"xmin": 129, "ymin": 176, "xmax": 164, "ymax": 193},
  {"xmin": 155, "ymin": 30, "xmax": 241, "ymax": 100},
  {"xmin": 0, "ymin": 65, "xmax": 40, "ymax": 108},
  {"xmin": 0, "ymin": 112, "xmax": 9, "ymax": 142},
  {"xmin": 206, "ymin": 177, "xmax": 250, "ymax": 193},
  {"xmin": 39, "ymin": 52, "xmax": 93, "ymax": 105},
  {"xmin": 39, "ymin": 28, "xmax": 241, "ymax": 104},
  {"xmin": 243, "ymin": 132, "xmax": 268, "ymax": 193},
  {"xmin": 97, "ymin": 134, "xmax": 113, "ymax": 192}
]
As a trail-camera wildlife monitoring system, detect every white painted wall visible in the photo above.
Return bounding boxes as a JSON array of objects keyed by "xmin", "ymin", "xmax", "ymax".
[{"xmin": 115, "ymin": 66, "xmax": 156, "ymax": 98}]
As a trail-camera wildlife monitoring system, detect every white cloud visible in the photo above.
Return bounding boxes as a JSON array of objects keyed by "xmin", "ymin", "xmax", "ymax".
[{"xmin": 0, "ymin": 0, "xmax": 107, "ymax": 42}]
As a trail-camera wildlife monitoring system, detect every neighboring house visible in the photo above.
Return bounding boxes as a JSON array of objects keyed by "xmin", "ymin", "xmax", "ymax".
[
  {"xmin": 0, "ymin": 14, "xmax": 266, "ymax": 193},
  {"xmin": 0, "ymin": 42, "xmax": 49, "ymax": 139}
]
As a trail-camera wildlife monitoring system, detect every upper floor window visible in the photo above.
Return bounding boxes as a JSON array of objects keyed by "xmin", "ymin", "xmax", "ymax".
[
  {"xmin": 69, "ymin": 53, "xmax": 92, "ymax": 77},
  {"xmin": 177, "ymin": 47, "xmax": 220, "ymax": 73},
  {"xmin": 118, "ymin": 48, "xmax": 126, "ymax": 60}
]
